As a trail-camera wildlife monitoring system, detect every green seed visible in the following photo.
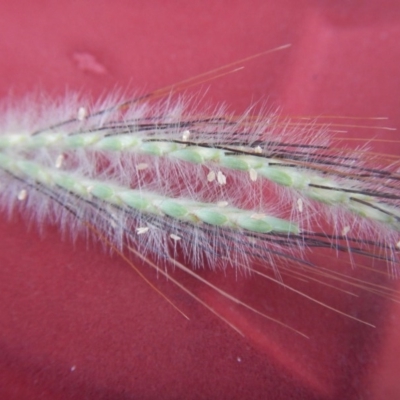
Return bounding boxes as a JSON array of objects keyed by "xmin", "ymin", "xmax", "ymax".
[
  {"xmin": 194, "ymin": 209, "xmax": 228, "ymax": 226},
  {"xmin": 159, "ymin": 200, "xmax": 188, "ymax": 218},
  {"xmin": 89, "ymin": 184, "xmax": 114, "ymax": 199}
]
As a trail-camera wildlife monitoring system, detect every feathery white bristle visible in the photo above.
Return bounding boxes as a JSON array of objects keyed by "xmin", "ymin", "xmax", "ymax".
[
  {"xmin": 0, "ymin": 90, "xmax": 399, "ymax": 335},
  {"xmin": 0, "ymin": 93, "xmax": 399, "ymax": 269}
]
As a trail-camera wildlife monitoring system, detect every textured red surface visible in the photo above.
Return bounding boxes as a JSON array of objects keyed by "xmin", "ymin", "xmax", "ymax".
[{"xmin": 1, "ymin": 1, "xmax": 400, "ymax": 399}]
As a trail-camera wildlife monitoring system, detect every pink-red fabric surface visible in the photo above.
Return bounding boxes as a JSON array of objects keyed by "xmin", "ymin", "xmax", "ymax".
[{"xmin": 1, "ymin": 1, "xmax": 400, "ymax": 399}]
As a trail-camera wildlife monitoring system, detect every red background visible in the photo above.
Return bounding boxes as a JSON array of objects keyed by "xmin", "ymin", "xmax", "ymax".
[{"xmin": 1, "ymin": 1, "xmax": 400, "ymax": 399}]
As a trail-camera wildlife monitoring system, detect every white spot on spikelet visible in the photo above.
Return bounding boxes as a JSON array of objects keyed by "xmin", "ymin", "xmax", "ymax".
[
  {"xmin": 207, "ymin": 171, "xmax": 216, "ymax": 182},
  {"xmin": 182, "ymin": 129, "xmax": 190, "ymax": 141},
  {"xmin": 251, "ymin": 213, "xmax": 265, "ymax": 220},
  {"xmin": 136, "ymin": 226, "xmax": 149, "ymax": 235},
  {"xmin": 217, "ymin": 171, "xmax": 226, "ymax": 185},
  {"xmin": 136, "ymin": 163, "xmax": 148, "ymax": 171},
  {"xmin": 55, "ymin": 154, "xmax": 64, "ymax": 169},
  {"xmin": 297, "ymin": 198, "xmax": 303, "ymax": 213},
  {"xmin": 217, "ymin": 201, "xmax": 228, "ymax": 208},
  {"xmin": 17, "ymin": 189, "xmax": 27, "ymax": 201},
  {"xmin": 254, "ymin": 146, "xmax": 262, "ymax": 154},
  {"xmin": 70, "ymin": 365, "xmax": 76, "ymax": 372},
  {"xmin": 249, "ymin": 168, "xmax": 257, "ymax": 182},
  {"xmin": 396, "ymin": 241, "xmax": 400, "ymax": 250},
  {"xmin": 170, "ymin": 233, "xmax": 181, "ymax": 241},
  {"xmin": 342, "ymin": 226, "xmax": 351, "ymax": 236},
  {"xmin": 77, "ymin": 106, "xmax": 88, "ymax": 121}
]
